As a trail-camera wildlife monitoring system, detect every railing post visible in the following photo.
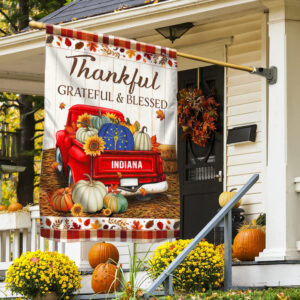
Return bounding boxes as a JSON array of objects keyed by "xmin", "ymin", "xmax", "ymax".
[
  {"xmin": 13, "ymin": 229, "xmax": 20, "ymax": 259},
  {"xmin": 163, "ymin": 275, "xmax": 173, "ymax": 296},
  {"xmin": 57, "ymin": 242, "xmax": 65, "ymax": 254},
  {"xmin": 168, "ymin": 274, "xmax": 173, "ymax": 295},
  {"xmin": 22, "ymin": 229, "xmax": 28, "ymax": 253},
  {"xmin": 5, "ymin": 230, "xmax": 11, "ymax": 262},
  {"xmin": 0, "ymin": 173, "xmax": 2, "ymax": 206},
  {"xmin": 48, "ymin": 240, "xmax": 56, "ymax": 252},
  {"xmin": 40, "ymin": 236, "xmax": 46, "ymax": 252},
  {"xmin": 224, "ymin": 209, "xmax": 232, "ymax": 290},
  {"xmin": 0, "ymin": 232, "xmax": 4, "ymax": 262},
  {"xmin": 30, "ymin": 206, "xmax": 40, "ymax": 252}
]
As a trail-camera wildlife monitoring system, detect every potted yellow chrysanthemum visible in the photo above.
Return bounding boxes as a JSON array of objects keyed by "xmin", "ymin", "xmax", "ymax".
[
  {"xmin": 148, "ymin": 239, "xmax": 224, "ymax": 292},
  {"xmin": 5, "ymin": 250, "xmax": 82, "ymax": 299}
]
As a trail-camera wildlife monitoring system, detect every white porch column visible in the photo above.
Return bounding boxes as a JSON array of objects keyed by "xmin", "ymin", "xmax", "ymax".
[{"xmin": 257, "ymin": 0, "xmax": 300, "ymax": 261}]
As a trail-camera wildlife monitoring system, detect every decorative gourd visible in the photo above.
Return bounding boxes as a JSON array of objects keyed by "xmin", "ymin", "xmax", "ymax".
[
  {"xmin": 51, "ymin": 187, "xmax": 73, "ymax": 212},
  {"xmin": 0, "ymin": 204, "xmax": 7, "ymax": 211},
  {"xmin": 254, "ymin": 213, "xmax": 266, "ymax": 226},
  {"xmin": 103, "ymin": 193, "xmax": 128, "ymax": 213},
  {"xmin": 233, "ymin": 227, "xmax": 265, "ymax": 261},
  {"xmin": 121, "ymin": 118, "xmax": 137, "ymax": 135},
  {"xmin": 98, "ymin": 120, "xmax": 134, "ymax": 151},
  {"xmin": 8, "ymin": 203, "xmax": 23, "ymax": 212},
  {"xmin": 218, "ymin": 188, "xmax": 241, "ymax": 208},
  {"xmin": 88, "ymin": 242, "xmax": 119, "ymax": 268},
  {"xmin": 91, "ymin": 263, "xmax": 119, "ymax": 293},
  {"xmin": 133, "ymin": 126, "xmax": 152, "ymax": 151},
  {"xmin": 76, "ymin": 122, "xmax": 98, "ymax": 144},
  {"xmin": 72, "ymin": 174, "xmax": 107, "ymax": 213},
  {"xmin": 91, "ymin": 110, "xmax": 111, "ymax": 130}
]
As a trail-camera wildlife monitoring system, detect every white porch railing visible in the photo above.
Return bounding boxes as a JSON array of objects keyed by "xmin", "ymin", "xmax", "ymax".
[
  {"xmin": 0, "ymin": 206, "xmax": 66, "ymax": 275},
  {"xmin": 0, "ymin": 205, "xmax": 169, "ymax": 298}
]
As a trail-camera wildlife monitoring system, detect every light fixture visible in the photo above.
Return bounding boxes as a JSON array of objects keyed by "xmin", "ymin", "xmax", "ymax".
[{"xmin": 155, "ymin": 22, "xmax": 194, "ymax": 43}]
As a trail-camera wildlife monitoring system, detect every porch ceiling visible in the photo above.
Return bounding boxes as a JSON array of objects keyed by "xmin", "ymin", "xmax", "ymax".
[{"xmin": 0, "ymin": 0, "xmax": 266, "ymax": 96}]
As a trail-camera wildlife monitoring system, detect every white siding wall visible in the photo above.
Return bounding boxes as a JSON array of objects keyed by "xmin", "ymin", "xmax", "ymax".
[{"xmin": 225, "ymin": 13, "xmax": 267, "ymax": 219}]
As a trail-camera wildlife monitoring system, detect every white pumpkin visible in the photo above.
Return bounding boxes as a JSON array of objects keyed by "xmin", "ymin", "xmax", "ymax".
[
  {"xmin": 72, "ymin": 174, "xmax": 107, "ymax": 213},
  {"xmin": 76, "ymin": 126, "xmax": 98, "ymax": 144},
  {"xmin": 91, "ymin": 110, "xmax": 111, "ymax": 130},
  {"xmin": 133, "ymin": 126, "xmax": 152, "ymax": 151}
]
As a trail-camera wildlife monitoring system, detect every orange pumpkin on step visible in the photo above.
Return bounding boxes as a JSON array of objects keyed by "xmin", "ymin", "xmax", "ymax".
[
  {"xmin": 88, "ymin": 242, "xmax": 119, "ymax": 268},
  {"xmin": 8, "ymin": 203, "xmax": 23, "ymax": 212},
  {"xmin": 51, "ymin": 187, "xmax": 73, "ymax": 212},
  {"xmin": 91, "ymin": 263, "xmax": 119, "ymax": 293},
  {"xmin": 0, "ymin": 204, "xmax": 8, "ymax": 211},
  {"xmin": 233, "ymin": 227, "xmax": 265, "ymax": 261}
]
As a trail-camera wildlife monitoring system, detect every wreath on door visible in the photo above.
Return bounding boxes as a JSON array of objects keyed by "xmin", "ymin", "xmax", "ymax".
[{"xmin": 178, "ymin": 88, "xmax": 219, "ymax": 147}]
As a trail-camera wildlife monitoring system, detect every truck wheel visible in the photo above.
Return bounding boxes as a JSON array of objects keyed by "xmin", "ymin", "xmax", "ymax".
[
  {"xmin": 68, "ymin": 168, "xmax": 74, "ymax": 186},
  {"xmin": 55, "ymin": 147, "xmax": 63, "ymax": 173},
  {"xmin": 136, "ymin": 194, "xmax": 153, "ymax": 201}
]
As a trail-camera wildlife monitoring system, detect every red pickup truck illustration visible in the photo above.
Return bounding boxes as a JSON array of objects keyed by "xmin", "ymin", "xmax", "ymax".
[{"xmin": 56, "ymin": 104, "xmax": 168, "ymax": 196}]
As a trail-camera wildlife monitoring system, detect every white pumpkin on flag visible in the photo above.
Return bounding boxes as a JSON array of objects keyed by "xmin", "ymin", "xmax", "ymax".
[{"xmin": 133, "ymin": 126, "xmax": 152, "ymax": 151}]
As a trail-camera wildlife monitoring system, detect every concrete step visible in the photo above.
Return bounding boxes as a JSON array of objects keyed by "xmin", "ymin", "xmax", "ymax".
[{"xmin": 233, "ymin": 260, "xmax": 300, "ymax": 287}]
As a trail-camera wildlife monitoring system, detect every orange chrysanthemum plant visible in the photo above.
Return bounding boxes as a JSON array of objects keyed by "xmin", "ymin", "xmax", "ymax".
[{"xmin": 83, "ymin": 135, "xmax": 106, "ymax": 179}]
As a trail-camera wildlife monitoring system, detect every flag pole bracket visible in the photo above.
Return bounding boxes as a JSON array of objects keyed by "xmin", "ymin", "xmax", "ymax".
[{"xmin": 251, "ymin": 66, "xmax": 277, "ymax": 84}]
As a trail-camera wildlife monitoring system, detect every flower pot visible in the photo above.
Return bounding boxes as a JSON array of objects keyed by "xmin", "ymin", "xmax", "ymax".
[{"xmin": 33, "ymin": 292, "xmax": 59, "ymax": 300}]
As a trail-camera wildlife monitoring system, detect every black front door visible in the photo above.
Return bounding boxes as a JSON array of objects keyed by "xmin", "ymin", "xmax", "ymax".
[{"xmin": 178, "ymin": 65, "xmax": 224, "ymax": 241}]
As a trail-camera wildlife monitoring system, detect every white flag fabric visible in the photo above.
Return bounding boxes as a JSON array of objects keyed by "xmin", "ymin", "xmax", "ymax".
[{"xmin": 40, "ymin": 25, "xmax": 179, "ymax": 242}]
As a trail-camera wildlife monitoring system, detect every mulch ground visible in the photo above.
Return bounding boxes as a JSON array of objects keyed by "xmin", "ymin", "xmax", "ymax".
[{"xmin": 39, "ymin": 148, "xmax": 180, "ymax": 219}]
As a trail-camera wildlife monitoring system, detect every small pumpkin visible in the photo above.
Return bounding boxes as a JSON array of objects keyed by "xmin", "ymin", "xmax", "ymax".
[
  {"xmin": 76, "ymin": 122, "xmax": 98, "ymax": 144},
  {"xmin": 98, "ymin": 120, "xmax": 134, "ymax": 151},
  {"xmin": 91, "ymin": 263, "xmax": 119, "ymax": 294},
  {"xmin": 8, "ymin": 202, "xmax": 23, "ymax": 212},
  {"xmin": 0, "ymin": 204, "xmax": 7, "ymax": 211},
  {"xmin": 233, "ymin": 226, "xmax": 265, "ymax": 261},
  {"xmin": 51, "ymin": 187, "xmax": 73, "ymax": 212},
  {"xmin": 91, "ymin": 110, "xmax": 111, "ymax": 130},
  {"xmin": 218, "ymin": 188, "xmax": 241, "ymax": 208},
  {"xmin": 88, "ymin": 242, "xmax": 119, "ymax": 268},
  {"xmin": 255, "ymin": 213, "xmax": 266, "ymax": 226},
  {"xmin": 133, "ymin": 126, "xmax": 152, "ymax": 151},
  {"xmin": 121, "ymin": 118, "xmax": 137, "ymax": 135},
  {"xmin": 72, "ymin": 174, "xmax": 107, "ymax": 213},
  {"xmin": 103, "ymin": 193, "xmax": 128, "ymax": 213}
]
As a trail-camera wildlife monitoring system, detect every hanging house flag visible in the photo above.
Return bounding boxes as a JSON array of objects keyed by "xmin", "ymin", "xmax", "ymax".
[{"xmin": 40, "ymin": 24, "xmax": 179, "ymax": 242}]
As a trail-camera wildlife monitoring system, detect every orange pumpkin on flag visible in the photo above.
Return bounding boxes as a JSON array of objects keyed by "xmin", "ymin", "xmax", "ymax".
[{"xmin": 51, "ymin": 187, "xmax": 73, "ymax": 212}]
